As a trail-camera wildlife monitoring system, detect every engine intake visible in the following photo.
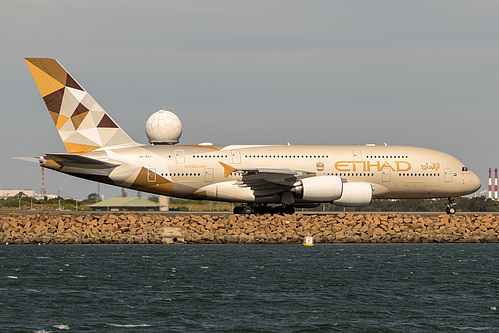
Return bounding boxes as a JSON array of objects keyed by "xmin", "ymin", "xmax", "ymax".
[{"xmin": 292, "ymin": 176, "xmax": 343, "ymax": 202}]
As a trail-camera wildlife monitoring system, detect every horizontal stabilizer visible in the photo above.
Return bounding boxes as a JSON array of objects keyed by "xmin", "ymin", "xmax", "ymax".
[
  {"xmin": 11, "ymin": 157, "xmax": 39, "ymax": 163},
  {"xmin": 46, "ymin": 153, "xmax": 120, "ymax": 169}
]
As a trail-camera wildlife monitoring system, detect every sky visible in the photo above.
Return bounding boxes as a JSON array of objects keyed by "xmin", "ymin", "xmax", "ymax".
[{"xmin": 1, "ymin": 0, "xmax": 499, "ymax": 200}]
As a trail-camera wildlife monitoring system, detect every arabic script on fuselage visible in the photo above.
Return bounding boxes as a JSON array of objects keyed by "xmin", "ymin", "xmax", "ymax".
[{"xmin": 421, "ymin": 162, "xmax": 440, "ymax": 171}]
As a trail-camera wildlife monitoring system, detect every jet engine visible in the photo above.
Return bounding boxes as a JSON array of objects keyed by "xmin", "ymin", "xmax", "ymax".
[
  {"xmin": 292, "ymin": 176, "xmax": 343, "ymax": 202},
  {"xmin": 333, "ymin": 182, "xmax": 373, "ymax": 207}
]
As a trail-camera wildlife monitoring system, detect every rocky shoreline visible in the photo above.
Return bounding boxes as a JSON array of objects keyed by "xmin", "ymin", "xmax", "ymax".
[{"xmin": 1, "ymin": 213, "xmax": 499, "ymax": 244}]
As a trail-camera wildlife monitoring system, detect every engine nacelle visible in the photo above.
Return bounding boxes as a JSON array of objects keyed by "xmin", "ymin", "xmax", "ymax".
[
  {"xmin": 196, "ymin": 181, "xmax": 256, "ymax": 202},
  {"xmin": 292, "ymin": 176, "xmax": 343, "ymax": 202},
  {"xmin": 334, "ymin": 182, "xmax": 373, "ymax": 207}
]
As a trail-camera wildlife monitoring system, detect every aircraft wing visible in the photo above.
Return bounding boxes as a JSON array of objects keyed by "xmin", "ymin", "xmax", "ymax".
[
  {"xmin": 45, "ymin": 153, "xmax": 121, "ymax": 169},
  {"xmin": 219, "ymin": 162, "xmax": 316, "ymax": 197}
]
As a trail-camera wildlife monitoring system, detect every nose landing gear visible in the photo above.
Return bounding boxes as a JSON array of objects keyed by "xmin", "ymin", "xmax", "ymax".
[{"xmin": 445, "ymin": 198, "xmax": 456, "ymax": 214}]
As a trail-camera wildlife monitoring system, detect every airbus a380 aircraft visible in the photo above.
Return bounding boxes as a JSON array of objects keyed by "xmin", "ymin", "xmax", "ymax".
[{"xmin": 25, "ymin": 58, "xmax": 481, "ymax": 214}]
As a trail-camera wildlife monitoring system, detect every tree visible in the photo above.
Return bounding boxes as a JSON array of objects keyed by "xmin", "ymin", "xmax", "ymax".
[{"xmin": 86, "ymin": 193, "xmax": 100, "ymax": 202}]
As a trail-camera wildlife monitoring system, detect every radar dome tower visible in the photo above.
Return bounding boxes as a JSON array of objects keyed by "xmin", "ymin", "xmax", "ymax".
[{"xmin": 145, "ymin": 109, "xmax": 182, "ymax": 145}]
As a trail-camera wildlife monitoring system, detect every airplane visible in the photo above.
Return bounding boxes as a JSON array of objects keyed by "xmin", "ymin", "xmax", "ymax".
[{"xmin": 25, "ymin": 58, "xmax": 481, "ymax": 215}]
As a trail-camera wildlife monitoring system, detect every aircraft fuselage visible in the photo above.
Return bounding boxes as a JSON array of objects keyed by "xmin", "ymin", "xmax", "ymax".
[{"xmin": 44, "ymin": 143, "xmax": 481, "ymax": 205}]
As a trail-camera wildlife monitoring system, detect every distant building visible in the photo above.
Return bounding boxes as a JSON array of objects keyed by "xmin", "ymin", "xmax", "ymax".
[
  {"xmin": 88, "ymin": 197, "xmax": 160, "ymax": 212},
  {"xmin": 0, "ymin": 189, "xmax": 58, "ymax": 201},
  {"xmin": 0, "ymin": 189, "xmax": 35, "ymax": 199}
]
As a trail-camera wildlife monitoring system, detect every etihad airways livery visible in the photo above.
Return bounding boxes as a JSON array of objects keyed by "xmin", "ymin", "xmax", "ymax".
[{"xmin": 25, "ymin": 58, "xmax": 481, "ymax": 214}]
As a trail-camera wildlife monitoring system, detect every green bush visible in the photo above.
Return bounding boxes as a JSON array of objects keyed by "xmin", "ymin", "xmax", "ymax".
[{"xmin": 1, "ymin": 200, "xmax": 21, "ymax": 208}]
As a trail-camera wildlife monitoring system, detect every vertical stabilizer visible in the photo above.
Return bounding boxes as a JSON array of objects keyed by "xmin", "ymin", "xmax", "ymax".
[{"xmin": 26, "ymin": 58, "xmax": 138, "ymax": 155}]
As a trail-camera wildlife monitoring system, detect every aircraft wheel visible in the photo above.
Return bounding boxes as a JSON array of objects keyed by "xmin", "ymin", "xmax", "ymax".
[
  {"xmin": 233, "ymin": 206, "xmax": 243, "ymax": 214},
  {"xmin": 261, "ymin": 206, "xmax": 273, "ymax": 215},
  {"xmin": 243, "ymin": 205, "xmax": 254, "ymax": 214},
  {"xmin": 446, "ymin": 206, "xmax": 456, "ymax": 214},
  {"xmin": 283, "ymin": 206, "xmax": 295, "ymax": 214},
  {"xmin": 273, "ymin": 206, "xmax": 284, "ymax": 215}
]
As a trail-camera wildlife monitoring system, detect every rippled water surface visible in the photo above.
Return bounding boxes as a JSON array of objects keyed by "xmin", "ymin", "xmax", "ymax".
[{"xmin": 1, "ymin": 244, "xmax": 498, "ymax": 332}]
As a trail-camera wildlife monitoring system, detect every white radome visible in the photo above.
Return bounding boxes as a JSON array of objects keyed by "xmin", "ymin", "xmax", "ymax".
[{"xmin": 145, "ymin": 110, "xmax": 182, "ymax": 144}]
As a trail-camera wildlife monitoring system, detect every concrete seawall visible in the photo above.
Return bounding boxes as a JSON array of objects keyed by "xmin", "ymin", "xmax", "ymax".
[{"xmin": 1, "ymin": 213, "xmax": 499, "ymax": 244}]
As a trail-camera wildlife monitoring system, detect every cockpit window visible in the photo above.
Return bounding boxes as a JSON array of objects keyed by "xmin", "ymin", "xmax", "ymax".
[{"xmin": 462, "ymin": 166, "xmax": 469, "ymax": 172}]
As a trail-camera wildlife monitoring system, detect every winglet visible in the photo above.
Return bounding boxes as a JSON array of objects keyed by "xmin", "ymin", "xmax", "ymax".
[{"xmin": 219, "ymin": 162, "xmax": 238, "ymax": 178}]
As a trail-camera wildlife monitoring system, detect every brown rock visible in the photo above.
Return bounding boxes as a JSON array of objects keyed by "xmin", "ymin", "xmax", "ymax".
[{"xmin": 2, "ymin": 221, "xmax": 10, "ymax": 231}]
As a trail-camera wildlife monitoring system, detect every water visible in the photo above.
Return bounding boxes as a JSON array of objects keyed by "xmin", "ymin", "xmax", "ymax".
[{"xmin": 1, "ymin": 244, "xmax": 498, "ymax": 332}]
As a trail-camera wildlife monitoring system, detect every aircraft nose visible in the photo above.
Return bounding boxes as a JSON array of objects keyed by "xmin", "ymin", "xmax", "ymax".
[{"xmin": 468, "ymin": 171, "xmax": 481, "ymax": 193}]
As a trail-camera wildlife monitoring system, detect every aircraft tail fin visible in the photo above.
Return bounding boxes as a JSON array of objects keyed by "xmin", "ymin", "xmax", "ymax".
[{"xmin": 25, "ymin": 58, "xmax": 139, "ymax": 155}]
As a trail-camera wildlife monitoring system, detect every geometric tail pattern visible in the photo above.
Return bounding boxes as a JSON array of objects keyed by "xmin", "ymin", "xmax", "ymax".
[{"xmin": 26, "ymin": 58, "xmax": 139, "ymax": 155}]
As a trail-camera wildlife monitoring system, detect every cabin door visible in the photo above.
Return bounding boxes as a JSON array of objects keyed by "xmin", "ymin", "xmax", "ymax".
[
  {"xmin": 382, "ymin": 168, "xmax": 391, "ymax": 182},
  {"xmin": 175, "ymin": 150, "xmax": 184, "ymax": 164},
  {"xmin": 204, "ymin": 168, "xmax": 214, "ymax": 182},
  {"xmin": 352, "ymin": 150, "xmax": 362, "ymax": 162},
  {"xmin": 444, "ymin": 168, "xmax": 452, "ymax": 182},
  {"xmin": 232, "ymin": 150, "xmax": 241, "ymax": 164},
  {"xmin": 147, "ymin": 168, "xmax": 156, "ymax": 182}
]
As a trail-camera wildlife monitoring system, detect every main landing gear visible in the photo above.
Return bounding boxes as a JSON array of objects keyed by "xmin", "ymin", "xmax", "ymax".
[
  {"xmin": 445, "ymin": 198, "xmax": 456, "ymax": 215},
  {"xmin": 233, "ymin": 204, "xmax": 295, "ymax": 215}
]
